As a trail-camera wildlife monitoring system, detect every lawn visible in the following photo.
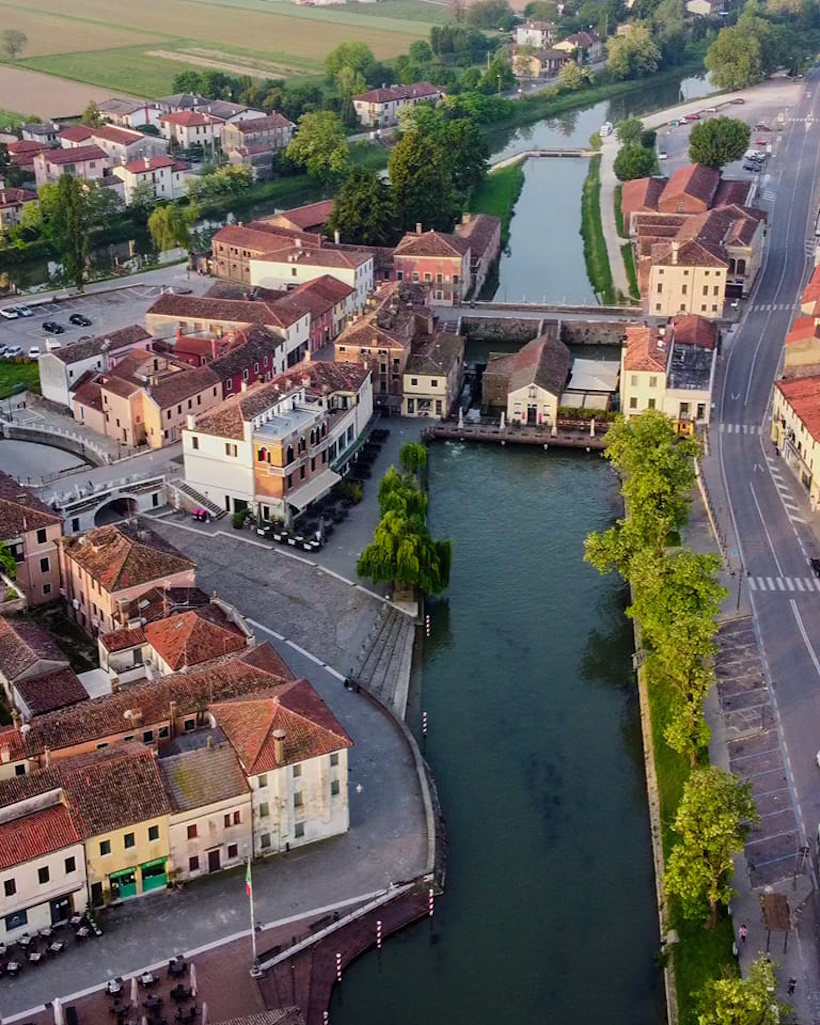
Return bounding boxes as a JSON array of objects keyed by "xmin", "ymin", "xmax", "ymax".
[
  {"xmin": 0, "ymin": 108, "xmax": 24, "ymax": 130},
  {"xmin": 469, "ymin": 160, "xmax": 525, "ymax": 247},
  {"xmin": 622, "ymin": 241, "xmax": 640, "ymax": 301},
  {"xmin": 0, "ymin": 359, "xmax": 40, "ymax": 400},
  {"xmin": 579, "ymin": 156, "xmax": 614, "ymax": 305}
]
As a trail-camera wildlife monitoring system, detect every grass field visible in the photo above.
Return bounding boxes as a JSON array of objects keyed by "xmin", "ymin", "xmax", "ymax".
[
  {"xmin": 0, "ymin": 360, "xmax": 40, "ymax": 400},
  {"xmin": 469, "ymin": 160, "xmax": 525, "ymax": 247},
  {"xmin": 580, "ymin": 156, "xmax": 615, "ymax": 305}
]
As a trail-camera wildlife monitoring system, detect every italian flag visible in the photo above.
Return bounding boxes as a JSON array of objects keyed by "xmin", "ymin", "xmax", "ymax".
[{"xmin": 245, "ymin": 860, "xmax": 252, "ymax": 898}]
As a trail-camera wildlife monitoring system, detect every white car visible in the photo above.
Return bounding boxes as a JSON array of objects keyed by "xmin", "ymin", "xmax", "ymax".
[
  {"xmin": 0, "ymin": 307, "xmax": 19, "ymax": 320},
  {"xmin": 13, "ymin": 304, "xmax": 33, "ymax": 317},
  {"xmin": 3, "ymin": 345, "xmax": 23, "ymax": 359},
  {"xmin": 658, "ymin": 151, "xmax": 669, "ymax": 160},
  {"xmin": 28, "ymin": 346, "xmax": 41, "ymax": 360}
]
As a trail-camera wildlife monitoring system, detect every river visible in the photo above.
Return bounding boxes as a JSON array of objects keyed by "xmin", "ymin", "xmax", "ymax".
[{"xmin": 332, "ymin": 444, "xmax": 662, "ymax": 1024}]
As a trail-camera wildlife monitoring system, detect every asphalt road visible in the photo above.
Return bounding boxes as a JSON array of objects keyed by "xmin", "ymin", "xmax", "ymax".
[{"xmin": 709, "ymin": 71, "xmax": 820, "ymax": 884}]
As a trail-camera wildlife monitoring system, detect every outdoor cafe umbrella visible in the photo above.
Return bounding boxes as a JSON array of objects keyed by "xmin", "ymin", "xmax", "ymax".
[
  {"xmin": 189, "ymin": 961, "xmax": 197, "ymax": 997},
  {"xmin": 131, "ymin": 976, "xmax": 139, "ymax": 1007},
  {"xmin": 52, "ymin": 997, "xmax": 63, "ymax": 1025}
]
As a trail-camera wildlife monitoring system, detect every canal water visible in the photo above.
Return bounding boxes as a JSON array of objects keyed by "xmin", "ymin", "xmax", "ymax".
[{"xmin": 331, "ymin": 444, "xmax": 662, "ymax": 1025}]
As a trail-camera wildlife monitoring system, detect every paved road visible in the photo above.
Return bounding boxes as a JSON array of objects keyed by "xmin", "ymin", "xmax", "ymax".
[{"xmin": 698, "ymin": 68, "xmax": 820, "ymax": 1016}]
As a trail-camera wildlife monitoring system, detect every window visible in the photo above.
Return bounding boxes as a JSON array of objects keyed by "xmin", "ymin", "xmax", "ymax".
[
  {"xmin": 243, "ymin": 369, "xmax": 249, "ymax": 381},
  {"xmin": 436, "ymin": 273, "xmax": 443, "ymax": 284},
  {"xmin": 233, "ymin": 810, "xmax": 241, "ymax": 825},
  {"xmin": 259, "ymin": 802, "xmax": 270, "ymax": 819},
  {"xmin": 5, "ymin": 909, "xmax": 26, "ymax": 931},
  {"xmin": 4, "ymin": 878, "xmax": 16, "ymax": 897},
  {"xmin": 647, "ymin": 398, "xmax": 656, "ymax": 409},
  {"xmin": 431, "ymin": 379, "xmax": 438, "ymax": 388},
  {"xmin": 224, "ymin": 813, "xmax": 232, "ymax": 828},
  {"xmin": 225, "ymin": 443, "xmax": 238, "ymax": 457},
  {"xmin": 681, "ymin": 284, "xmax": 688, "ymax": 295},
  {"xmin": 293, "ymin": 764, "xmax": 301, "ymax": 778},
  {"xmin": 293, "ymin": 792, "xmax": 303, "ymax": 808},
  {"xmin": 258, "ymin": 774, "xmax": 268, "ymax": 788},
  {"xmin": 143, "ymin": 730, "xmax": 154, "ymax": 743},
  {"xmin": 294, "ymin": 823, "xmax": 305, "ymax": 839},
  {"xmin": 713, "ymin": 286, "xmax": 719, "ymax": 296},
  {"xmin": 410, "ymin": 378, "xmax": 418, "ymax": 386},
  {"xmin": 40, "ymin": 557, "xmax": 50, "ymax": 573},
  {"xmin": 227, "ymin": 844, "xmax": 238, "ymax": 859},
  {"xmin": 331, "ymin": 779, "xmax": 340, "ymax": 797},
  {"xmin": 43, "ymin": 583, "xmax": 52, "ymax": 596},
  {"xmin": 702, "ymin": 285, "xmax": 708, "ymax": 296},
  {"xmin": 424, "ymin": 272, "xmax": 431, "ymax": 282},
  {"xmin": 65, "ymin": 856, "xmax": 76, "ymax": 874},
  {"xmin": 14, "ymin": 764, "xmax": 25, "ymax": 777},
  {"xmin": 226, "ymin": 379, "xmax": 233, "ymax": 391},
  {"xmin": 189, "ymin": 856, "xmax": 200, "ymax": 872},
  {"xmin": 192, "ymin": 437, "xmax": 199, "ymax": 450},
  {"xmin": 330, "ymin": 753, "xmax": 339, "ymax": 767},
  {"xmin": 36, "ymin": 528, "xmax": 47, "ymax": 544},
  {"xmin": 630, "ymin": 375, "xmax": 638, "ymax": 387},
  {"xmin": 100, "ymin": 840, "xmax": 111, "ymax": 857},
  {"xmin": 124, "ymin": 832, "xmax": 135, "ymax": 849},
  {"xmin": 260, "ymin": 833, "xmax": 271, "ymax": 850},
  {"xmin": 38, "ymin": 866, "xmax": 50, "ymax": 885},
  {"xmin": 656, "ymin": 283, "xmax": 663, "ymax": 294},
  {"xmin": 148, "ymin": 825, "xmax": 159, "ymax": 842},
  {"xmin": 649, "ymin": 376, "xmax": 657, "ymax": 388},
  {"xmin": 187, "ymin": 824, "xmax": 198, "ymax": 840},
  {"xmin": 183, "ymin": 718, "xmax": 195, "ymax": 733},
  {"xmin": 629, "ymin": 397, "xmax": 638, "ymax": 409}
]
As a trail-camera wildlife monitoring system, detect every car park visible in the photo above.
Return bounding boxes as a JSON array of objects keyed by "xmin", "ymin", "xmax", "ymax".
[
  {"xmin": 43, "ymin": 321, "xmax": 65, "ymax": 334},
  {"xmin": 13, "ymin": 304, "xmax": 33, "ymax": 317},
  {"xmin": 0, "ymin": 307, "xmax": 19, "ymax": 320},
  {"xmin": 3, "ymin": 346, "xmax": 23, "ymax": 359},
  {"xmin": 68, "ymin": 313, "xmax": 92, "ymax": 327},
  {"xmin": 28, "ymin": 346, "xmax": 40, "ymax": 360}
]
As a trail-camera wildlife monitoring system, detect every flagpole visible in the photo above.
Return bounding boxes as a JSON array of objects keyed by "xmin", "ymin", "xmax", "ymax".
[{"xmin": 247, "ymin": 857, "xmax": 258, "ymax": 966}]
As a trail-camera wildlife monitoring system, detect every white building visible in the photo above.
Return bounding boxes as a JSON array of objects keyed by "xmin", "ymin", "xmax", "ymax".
[
  {"xmin": 250, "ymin": 247, "xmax": 374, "ymax": 311},
  {"xmin": 0, "ymin": 791, "xmax": 87, "ymax": 942},
  {"xmin": 38, "ymin": 325, "xmax": 152, "ymax": 409},
  {"xmin": 210, "ymin": 683, "xmax": 352, "ymax": 856},
  {"xmin": 515, "ymin": 20, "xmax": 557, "ymax": 48},
  {"xmin": 352, "ymin": 83, "xmax": 443, "ymax": 128},
  {"xmin": 158, "ymin": 111, "xmax": 223, "ymax": 150},
  {"xmin": 97, "ymin": 98, "xmax": 162, "ymax": 131},
  {"xmin": 112, "ymin": 156, "xmax": 191, "ymax": 206}
]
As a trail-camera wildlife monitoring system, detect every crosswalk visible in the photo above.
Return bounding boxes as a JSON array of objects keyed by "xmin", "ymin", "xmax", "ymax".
[
  {"xmin": 762, "ymin": 189, "xmax": 776, "ymax": 202},
  {"xmin": 718, "ymin": 423, "xmax": 762, "ymax": 434},
  {"xmin": 766, "ymin": 454, "xmax": 806, "ymax": 524},
  {"xmin": 749, "ymin": 302, "xmax": 794, "ymax": 312},
  {"xmin": 749, "ymin": 576, "xmax": 820, "ymax": 592},
  {"xmin": 788, "ymin": 116, "xmax": 815, "ymax": 123}
]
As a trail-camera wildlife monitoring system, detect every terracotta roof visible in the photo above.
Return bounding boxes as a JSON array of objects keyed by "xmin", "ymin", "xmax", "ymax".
[
  {"xmin": 15, "ymin": 666, "xmax": 87, "ymax": 717},
  {"xmin": 138, "ymin": 586, "xmax": 211, "ymax": 624},
  {"xmin": 94, "ymin": 124, "xmax": 149, "ymax": 146},
  {"xmin": 58, "ymin": 125, "xmax": 94, "ymax": 144},
  {"xmin": 145, "ymin": 607, "xmax": 245, "ymax": 671},
  {"xmin": 205, "ymin": 282, "xmax": 288, "ymax": 303},
  {"xmin": 353, "ymin": 82, "xmax": 441, "ymax": 104},
  {"xmin": 0, "ymin": 617, "xmax": 66, "ymax": 683},
  {"xmin": 621, "ymin": 176, "xmax": 667, "ymax": 221},
  {"xmin": 658, "ymin": 163, "xmax": 720, "ymax": 211},
  {"xmin": 71, "ymin": 378, "xmax": 103, "ymax": 410},
  {"xmin": 671, "ymin": 315, "xmax": 717, "ymax": 350},
  {"xmin": 8, "ymin": 140, "xmax": 49, "ymax": 155},
  {"xmin": 270, "ymin": 200, "xmax": 334, "ymax": 231},
  {"xmin": 485, "ymin": 335, "xmax": 571, "ymax": 397},
  {"xmin": 209, "ymin": 325, "xmax": 283, "ymax": 380},
  {"xmin": 623, "ymin": 323, "xmax": 668, "ymax": 373},
  {"xmin": 785, "ymin": 316, "xmax": 820, "ymax": 344},
  {"xmin": 455, "ymin": 214, "xmax": 501, "ymax": 260},
  {"xmin": 295, "ymin": 274, "xmax": 354, "ymax": 305},
  {"xmin": 651, "ymin": 238, "xmax": 728, "ymax": 268},
  {"xmin": 99, "ymin": 626, "xmax": 146, "ymax": 653},
  {"xmin": 0, "ymin": 470, "xmax": 62, "ymax": 540},
  {"xmin": 147, "ymin": 293, "xmax": 296, "ymax": 331},
  {"xmin": 714, "ymin": 178, "xmax": 752, "ymax": 208},
  {"xmin": 405, "ymin": 332, "xmax": 464, "ymax": 376},
  {"xmin": 394, "ymin": 229, "xmax": 469, "ymax": 259},
  {"xmin": 776, "ymin": 374, "xmax": 820, "ymax": 441},
  {"xmin": 0, "ymin": 804, "xmax": 80, "ymax": 870},
  {"xmin": 156, "ymin": 93, "xmax": 208, "ymax": 110},
  {"xmin": 159, "ymin": 741, "xmax": 248, "ymax": 811},
  {"xmin": 122, "ymin": 155, "xmax": 183, "ymax": 174},
  {"xmin": 0, "ymin": 726, "xmax": 28, "ymax": 764},
  {"xmin": 259, "ymin": 246, "xmax": 369, "ymax": 270},
  {"xmin": 59, "ymin": 744, "xmax": 171, "ymax": 837},
  {"xmin": 60, "ymin": 521, "xmax": 195, "ymax": 594},
  {"xmin": 232, "ymin": 113, "xmax": 294, "ymax": 134},
  {"xmin": 53, "ymin": 324, "xmax": 151, "ymax": 364},
  {"xmin": 160, "ymin": 111, "xmax": 222, "ymax": 128},
  {"xmin": 148, "ymin": 365, "xmax": 220, "ymax": 410},
  {"xmin": 9, "ymin": 643, "xmax": 294, "ymax": 759},
  {"xmin": 211, "ymin": 679, "xmax": 352, "ymax": 774},
  {"xmin": 39, "ymin": 145, "xmax": 108, "ymax": 166},
  {"xmin": 212, "ymin": 225, "xmax": 302, "ymax": 254},
  {"xmin": 802, "ymin": 266, "xmax": 820, "ymax": 310}
]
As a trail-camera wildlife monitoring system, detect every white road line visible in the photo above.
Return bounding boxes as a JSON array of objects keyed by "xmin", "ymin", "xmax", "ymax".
[
  {"xmin": 786, "ymin": 578, "xmax": 795, "ymax": 590},
  {"xmin": 757, "ymin": 576, "xmax": 767, "ymax": 590},
  {"xmin": 285, "ymin": 639, "xmax": 324, "ymax": 665},
  {"xmin": 750, "ymin": 577, "xmax": 758, "ymax": 590},
  {"xmin": 749, "ymin": 482, "xmax": 786, "ymax": 576},
  {"xmin": 791, "ymin": 599, "xmax": 820, "ymax": 677},
  {"xmin": 796, "ymin": 578, "xmax": 805, "ymax": 591},
  {"xmin": 777, "ymin": 578, "xmax": 786, "ymax": 590},
  {"xmin": 767, "ymin": 576, "xmax": 775, "ymax": 589}
]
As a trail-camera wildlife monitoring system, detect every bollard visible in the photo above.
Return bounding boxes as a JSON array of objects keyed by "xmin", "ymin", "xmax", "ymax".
[
  {"xmin": 422, "ymin": 711, "xmax": 428, "ymax": 737},
  {"xmin": 376, "ymin": 920, "xmax": 382, "ymax": 950},
  {"xmin": 335, "ymin": 951, "xmax": 342, "ymax": 983},
  {"xmin": 428, "ymin": 887, "xmax": 435, "ymax": 918}
]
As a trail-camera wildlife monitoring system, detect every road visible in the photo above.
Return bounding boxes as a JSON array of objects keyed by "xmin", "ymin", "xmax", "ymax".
[{"xmin": 703, "ymin": 69, "xmax": 820, "ymax": 1012}]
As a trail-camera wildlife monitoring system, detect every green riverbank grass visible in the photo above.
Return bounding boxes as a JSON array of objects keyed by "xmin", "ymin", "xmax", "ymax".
[
  {"xmin": 622, "ymin": 242, "xmax": 640, "ymax": 301},
  {"xmin": 614, "ymin": 184, "xmax": 626, "ymax": 239},
  {"xmin": 580, "ymin": 156, "xmax": 614, "ymax": 305},
  {"xmin": 469, "ymin": 160, "xmax": 525, "ymax": 247}
]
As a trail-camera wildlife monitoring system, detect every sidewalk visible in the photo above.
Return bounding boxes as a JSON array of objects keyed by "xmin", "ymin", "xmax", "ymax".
[{"xmin": 598, "ymin": 135, "xmax": 630, "ymax": 298}]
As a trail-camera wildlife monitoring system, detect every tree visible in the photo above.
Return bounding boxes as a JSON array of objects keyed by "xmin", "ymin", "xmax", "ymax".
[
  {"xmin": 613, "ymin": 143, "xmax": 657, "ymax": 181},
  {"xmin": 652, "ymin": 0, "xmax": 687, "ymax": 65},
  {"xmin": 607, "ymin": 21, "xmax": 661, "ymax": 79},
  {"xmin": 558, "ymin": 60, "xmax": 588, "ymax": 90},
  {"xmin": 408, "ymin": 40, "xmax": 435, "ymax": 64},
  {"xmin": 378, "ymin": 467, "xmax": 429, "ymax": 518},
  {"xmin": 466, "ymin": 0, "xmax": 516, "ymax": 29},
  {"xmin": 171, "ymin": 70, "xmax": 203, "ymax": 94},
  {"xmin": 286, "ymin": 111, "xmax": 349, "ymax": 184},
  {"xmin": 481, "ymin": 55, "xmax": 515, "ymax": 94},
  {"xmin": 147, "ymin": 204, "xmax": 189, "ymax": 252},
  {"xmin": 524, "ymin": 0, "xmax": 559, "ymax": 18},
  {"xmin": 616, "ymin": 117, "xmax": 645, "ymax": 146},
  {"xmin": 665, "ymin": 767, "xmax": 759, "ymax": 925},
  {"xmin": 705, "ymin": 27, "xmax": 763, "ymax": 90},
  {"xmin": 327, "ymin": 167, "xmax": 398, "ymax": 247},
  {"xmin": 129, "ymin": 180, "xmax": 159, "ymax": 220},
  {"xmin": 325, "ymin": 42, "xmax": 376, "ymax": 84},
  {"xmin": 81, "ymin": 101, "xmax": 103, "ymax": 128},
  {"xmin": 399, "ymin": 442, "xmax": 428, "ymax": 474},
  {"xmin": 689, "ymin": 116, "xmax": 752, "ymax": 169},
  {"xmin": 0, "ymin": 29, "xmax": 27, "ymax": 60},
  {"xmin": 389, "ymin": 131, "xmax": 461, "ymax": 232},
  {"xmin": 357, "ymin": 510, "xmax": 452, "ymax": 594},
  {"xmin": 39, "ymin": 176, "xmax": 99, "ymax": 291},
  {"xmin": 0, "ymin": 542, "xmax": 16, "ymax": 580},
  {"xmin": 697, "ymin": 955, "xmax": 791, "ymax": 1025}
]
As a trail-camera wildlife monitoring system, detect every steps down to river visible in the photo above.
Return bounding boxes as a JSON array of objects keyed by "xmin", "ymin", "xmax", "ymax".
[
  {"xmin": 167, "ymin": 477, "xmax": 226, "ymax": 519},
  {"xmin": 351, "ymin": 605, "xmax": 416, "ymax": 719}
]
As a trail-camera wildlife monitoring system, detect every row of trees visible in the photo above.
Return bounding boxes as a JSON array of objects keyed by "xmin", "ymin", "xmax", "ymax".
[
  {"xmin": 585, "ymin": 412, "xmax": 756, "ymax": 930},
  {"xmin": 357, "ymin": 445, "xmax": 452, "ymax": 596}
]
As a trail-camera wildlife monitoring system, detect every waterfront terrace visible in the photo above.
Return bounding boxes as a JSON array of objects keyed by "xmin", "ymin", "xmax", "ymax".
[{"xmin": 0, "ymin": 643, "xmax": 295, "ymax": 775}]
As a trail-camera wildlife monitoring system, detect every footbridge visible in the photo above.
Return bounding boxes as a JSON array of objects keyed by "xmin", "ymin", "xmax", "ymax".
[{"xmin": 491, "ymin": 149, "xmax": 599, "ymax": 170}]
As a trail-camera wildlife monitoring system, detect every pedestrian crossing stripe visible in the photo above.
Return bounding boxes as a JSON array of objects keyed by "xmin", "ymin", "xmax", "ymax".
[
  {"xmin": 762, "ymin": 190, "xmax": 775, "ymax": 201},
  {"xmin": 718, "ymin": 424, "xmax": 763, "ymax": 434},
  {"xmin": 749, "ymin": 576, "xmax": 820, "ymax": 592},
  {"xmin": 750, "ymin": 303, "xmax": 793, "ymax": 311}
]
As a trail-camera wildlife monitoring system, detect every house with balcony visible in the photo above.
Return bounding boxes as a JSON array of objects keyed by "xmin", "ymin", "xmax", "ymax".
[{"xmin": 0, "ymin": 470, "xmax": 63, "ymax": 607}]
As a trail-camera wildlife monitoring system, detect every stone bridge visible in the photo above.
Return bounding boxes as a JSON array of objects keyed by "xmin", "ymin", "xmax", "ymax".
[{"xmin": 42, "ymin": 474, "xmax": 167, "ymax": 534}]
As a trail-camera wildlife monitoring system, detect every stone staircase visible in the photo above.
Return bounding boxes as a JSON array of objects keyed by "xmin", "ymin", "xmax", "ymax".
[
  {"xmin": 352, "ymin": 605, "xmax": 416, "ymax": 718},
  {"xmin": 167, "ymin": 478, "xmax": 226, "ymax": 519}
]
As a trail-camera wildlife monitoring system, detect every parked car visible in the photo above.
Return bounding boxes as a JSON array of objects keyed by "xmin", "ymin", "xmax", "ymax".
[
  {"xmin": 684, "ymin": 112, "xmax": 700, "ymax": 121},
  {"xmin": 13, "ymin": 304, "xmax": 33, "ymax": 317},
  {"xmin": 810, "ymin": 557, "xmax": 820, "ymax": 578},
  {"xmin": 755, "ymin": 123, "xmax": 770, "ymax": 131},
  {"xmin": 0, "ymin": 307, "xmax": 19, "ymax": 320},
  {"xmin": 28, "ymin": 346, "xmax": 40, "ymax": 360},
  {"xmin": 3, "ymin": 345, "xmax": 23, "ymax": 359},
  {"xmin": 755, "ymin": 138, "xmax": 768, "ymax": 146},
  {"xmin": 43, "ymin": 321, "xmax": 65, "ymax": 334},
  {"xmin": 669, "ymin": 119, "xmax": 681, "ymax": 127},
  {"xmin": 704, "ymin": 106, "xmax": 718, "ymax": 113},
  {"xmin": 0, "ymin": 345, "xmax": 7, "ymax": 357},
  {"xmin": 68, "ymin": 313, "xmax": 92, "ymax": 327},
  {"xmin": 658, "ymin": 151, "xmax": 669, "ymax": 160},
  {"xmin": 743, "ymin": 162, "xmax": 762, "ymax": 172}
]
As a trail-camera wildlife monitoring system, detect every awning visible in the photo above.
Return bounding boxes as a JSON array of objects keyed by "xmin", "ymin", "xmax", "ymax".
[
  {"xmin": 286, "ymin": 469, "xmax": 341, "ymax": 511},
  {"xmin": 140, "ymin": 857, "xmax": 168, "ymax": 871}
]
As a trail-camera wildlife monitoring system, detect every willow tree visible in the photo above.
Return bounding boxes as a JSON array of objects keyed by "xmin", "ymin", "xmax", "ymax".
[
  {"xmin": 357, "ymin": 510, "xmax": 452, "ymax": 595},
  {"xmin": 378, "ymin": 467, "xmax": 428, "ymax": 519}
]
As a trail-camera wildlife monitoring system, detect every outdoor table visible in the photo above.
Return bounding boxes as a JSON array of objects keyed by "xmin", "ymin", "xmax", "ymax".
[
  {"xmin": 176, "ymin": 1007, "xmax": 197, "ymax": 1023},
  {"xmin": 27, "ymin": 950, "xmax": 43, "ymax": 964},
  {"xmin": 69, "ymin": 914, "xmax": 83, "ymax": 925},
  {"xmin": 6, "ymin": 961, "xmax": 21, "ymax": 976},
  {"xmin": 140, "ymin": 972, "xmax": 157, "ymax": 987},
  {"xmin": 75, "ymin": 926, "xmax": 90, "ymax": 940},
  {"xmin": 144, "ymin": 995, "xmax": 163, "ymax": 1011},
  {"xmin": 110, "ymin": 1002, "xmax": 126, "ymax": 1017},
  {"xmin": 106, "ymin": 979, "xmax": 123, "ymax": 995},
  {"xmin": 49, "ymin": 940, "xmax": 66, "ymax": 954},
  {"xmin": 17, "ymin": 935, "xmax": 32, "ymax": 948},
  {"xmin": 170, "ymin": 985, "xmax": 192, "ymax": 1002},
  {"xmin": 39, "ymin": 927, "xmax": 53, "ymax": 939}
]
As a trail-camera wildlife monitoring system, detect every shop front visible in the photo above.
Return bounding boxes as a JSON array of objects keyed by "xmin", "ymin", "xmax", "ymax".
[
  {"xmin": 140, "ymin": 858, "xmax": 168, "ymax": 892},
  {"xmin": 109, "ymin": 868, "xmax": 138, "ymax": 900}
]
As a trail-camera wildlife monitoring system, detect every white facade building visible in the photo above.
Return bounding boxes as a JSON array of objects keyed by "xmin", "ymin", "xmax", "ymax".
[{"xmin": 250, "ymin": 249, "xmax": 373, "ymax": 311}]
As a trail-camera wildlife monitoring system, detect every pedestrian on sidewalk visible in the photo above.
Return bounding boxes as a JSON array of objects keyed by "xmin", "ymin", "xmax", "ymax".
[
  {"xmin": 788, "ymin": 978, "xmax": 797, "ymax": 995},
  {"xmin": 739, "ymin": 923, "xmax": 748, "ymax": 944}
]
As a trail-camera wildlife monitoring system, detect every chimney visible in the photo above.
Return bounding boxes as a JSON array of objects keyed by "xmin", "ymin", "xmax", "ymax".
[
  {"xmin": 273, "ymin": 728, "xmax": 286, "ymax": 764},
  {"xmin": 671, "ymin": 240, "xmax": 679, "ymax": 266},
  {"xmin": 0, "ymin": 745, "xmax": 9, "ymax": 764},
  {"xmin": 44, "ymin": 747, "xmax": 50, "ymax": 767},
  {"xmin": 207, "ymin": 735, "xmax": 214, "ymax": 750},
  {"xmin": 334, "ymin": 230, "xmax": 340, "ymax": 245},
  {"xmin": 186, "ymin": 413, "xmax": 196, "ymax": 430},
  {"xmin": 144, "ymin": 156, "xmax": 150, "ymax": 170},
  {"xmin": 462, "ymin": 212, "xmax": 470, "ymax": 225},
  {"xmin": 416, "ymin": 222, "xmax": 422, "ymax": 235}
]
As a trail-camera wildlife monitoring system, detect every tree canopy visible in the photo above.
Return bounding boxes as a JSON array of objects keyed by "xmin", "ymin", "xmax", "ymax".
[
  {"xmin": 39, "ymin": 177, "xmax": 121, "ymax": 291},
  {"xmin": 466, "ymin": 0, "xmax": 517, "ymax": 30},
  {"xmin": 325, "ymin": 42, "xmax": 377, "ymax": 84},
  {"xmin": 286, "ymin": 111, "xmax": 350, "ymax": 183},
  {"xmin": 616, "ymin": 117, "xmax": 645, "ymax": 146},
  {"xmin": 327, "ymin": 167, "xmax": 398, "ymax": 247},
  {"xmin": 665, "ymin": 766, "xmax": 758, "ymax": 925},
  {"xmin": 0, "ymin": 29, "xmax": 27, "ymax": 59},
  {"xmin": 613, "ymin": 143, "xmax": 657, "ymax": 182},
  {"xmin": 689, "ymin": 117, "xmax": 751, "ymax": 169},
  {"xmin": 148, "ymin": 205, "xmax": 190, "ymax": 252},
  {"xmin": 607, "ymin": 22, "xmax": 661, "ymax": 79},
  {"xmin": 697, "ymin": 955, "xmax": 791, "ymax": 1025}
]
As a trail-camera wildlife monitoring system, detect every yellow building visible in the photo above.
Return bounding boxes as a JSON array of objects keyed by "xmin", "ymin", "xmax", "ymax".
[
  {"xmin": 771, "ymin": 375, "xmax": 820, "ymax": 509},
  {"xmin": 402, "ymin": 333, "xmax": 465, "ymax": 418},
  {"xmin": 647, "ymin": 240, "xmax": 728, "ymax": 319}
]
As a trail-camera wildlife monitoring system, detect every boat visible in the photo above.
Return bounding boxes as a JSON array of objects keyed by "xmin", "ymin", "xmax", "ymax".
[{"xmin": 600, "ymin": 121, "xmax": 613, "ymax": 137}]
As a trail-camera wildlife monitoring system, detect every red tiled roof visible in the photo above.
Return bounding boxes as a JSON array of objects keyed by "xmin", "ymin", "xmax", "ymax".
[
  {"xmin": 394, "ymin": 229, "xmax": 469, "ymax": 259},
  {"xmin": 671, "ymin": 315, "xmax": 717, "ymax": 350},
  {"xmin": 211, "ymin": 678, "xmax": 352, "ymax": 774},
  {"xmin": 159, "ymin": 741, "xmax": 248, "ymax": 811},
  {"xmin": 658, "ymin": 163, "xmax": 720, "ymax": 211},
  {"xmin": 58, "ymin": 126, "xmax": 94, "ymax": 144},
  {"xmin": 93, "ymin": 124, "xmax": 144, "ymax": 146},
  {"xmin": 0, "ymin": 187, "xmax": 37, "ymax": 208},
  {"xmin": 15, "ymin": 666, "xmax": 87, "ymax": 716},
  {"xmin": 0, "ymin": 804, "xmax": 80, "ymax": 870},
  {"xmin": 0, "ymin": 469, "xmax": 61, "ymax": 541},
  {"xmin": 802, "ymin": 266, "xmax": 820, "ymax": 310},
  {"xmin": 0, "ymin": 617, "xmax": 66, "ymax": 683},
  {"xmin": 454, "ymin": 214, "xmax": 501, "ymax": 260},
  {"xmin": 623, "ymin": 323, "xmax": 668, "ymax": 373},
  {"xmin": 148, "ymin": 364, "xmax": 220, "ymax": 410},
  {"xmin": 233, "ymin": 113, "xmax": 294, "ymax": 134},
  {"xmin": 776, "ymin": 374, "xmax": 820, "ymax": 441},
  {"xmin": 353, "ymin": 82, "xmax": 441, "ymax": 105},
  {"xmin": 40, "ymin": 145, "xmax": 108, "ymax": 166},
  {"xmin": 651, "ymin": 238, "xmax": 728, "ymax": 269},
  {"xmin": 61, "ymin": 521, "xmax": 194, "ymax": 594},
  {"xmin": 122, "ymin": 155, "xmax": 182, "ymax": 174},
  {"xmin": 485, "ymin": 334, "xmax": 570, "ymax": 396},
  {"xmin": 160, "ymin": 111, "xmax": 222, "ymax": 127},
  {"xmin": 145, "ymin": 607, "xmax": 245, "ymax": 671},
  {"xmin": 785, "ymin": 316, "xmax": 820, "ymax": 344},
  {"xmin": 99, "ymin": 626, "xmax": 146, "ymax": 652},
  {"xmin": 270, "ymin": 200, "xmax": 334, "ymax": 231},
  {"xmin": 212, "ymin": 225, "xmax": 302, "ymax": 254},
  {"xmin": 620, "ymin": 176, "xmax": 666, "ymax": 221}
]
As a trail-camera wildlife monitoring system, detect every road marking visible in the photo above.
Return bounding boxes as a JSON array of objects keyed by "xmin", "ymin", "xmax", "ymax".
[
  {"xmin": 719, "ymin": 423, "xmax": 762, "ymax": 434},
  {"xmin": 750, "ymin": 577, "xmax": 758, "ymax": 590},
  {"xmin": 750, "ymin": 482, "xmax": 786, "ymax": 576},
  {"xmin": 786, "ymin": 577, "xmax": 795, "ymax": 590},
  {"xmin": 791, "ymin": 599, "xmax": 820, "ymax": 677},
  {"xmin": 796, "ymin": 578, "xmax": 805, "ymax": 591},
  {"xmin": 748, "ymin": 575, "xmax": 820, "ymax": 592},
  {"xmin": 766, "ymin": 576, "xmax": 775, "ymax": 589}
]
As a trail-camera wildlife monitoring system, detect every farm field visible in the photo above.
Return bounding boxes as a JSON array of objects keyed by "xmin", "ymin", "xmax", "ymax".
[
  {"xmin": 0, "ymin": 0, "xmax": 438, "ymax": 98},
  {"xmin": 0, "ymin": 64, "xmax": 127, "ymax": 117}
]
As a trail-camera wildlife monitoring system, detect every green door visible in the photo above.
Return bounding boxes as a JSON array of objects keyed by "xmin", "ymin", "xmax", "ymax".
[
  {"xmin": 141, "ymin": 858, "xmax": 167, "ymax": 892},
  {"xmin": 109, "ymin": 869, "xmax": 137, "ymax": 900}
]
